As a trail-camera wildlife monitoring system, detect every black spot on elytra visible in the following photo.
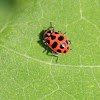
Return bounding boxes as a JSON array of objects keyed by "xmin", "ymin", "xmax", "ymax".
[
  {"xmin": 52, "ymin": 42, "xmax": 57, "ymax": 48},
  {"xmin": 47, "ymin": 40, "xmax": 50, "ymax": 44},
  {"xmin": 57, "ymin": 49, "xmax": 61, "ymax": 53},
  {"xmin": 45, "ymin": 34, "xmax": 49, "ymax": 37},
  {"xmin": 64, "ymin": 50, "xmax": 67, "ymax": 53},
  {"xmin": 66, "ymin": 40, "xmax": 68, "ymax": 44},
  {"xmin": 67, "ymin": 47, "xmax": 69, "ymax": 50},
  {"xmin": 47, "ymin": 30, "xmax": 51, "ymax": 33},
  {"xmin": 60, "ymin": 43, "xmax": 66, "ymax": 49},
  {"xmin": 60, "ymin": 45, "xmax": 64, "ymax": 49},
  {"xmin": 51, "ymin": 35, "xmax": 56, "ymax": 40},
  {"xmin": 55, "ymin": 32, "xmax": 59, "ymax": 34},
  {"xmin": 58, "ymin": 36, "xmax": 64, "ymax": 41}
]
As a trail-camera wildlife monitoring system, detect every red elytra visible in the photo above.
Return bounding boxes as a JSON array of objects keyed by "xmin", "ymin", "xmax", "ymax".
[{"xmin": 43, "ymin": 30, "xmax": 70, "ymax": 54}]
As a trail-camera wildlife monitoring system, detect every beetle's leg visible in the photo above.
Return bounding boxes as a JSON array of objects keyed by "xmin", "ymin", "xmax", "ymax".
[
  {"xmin": 52, "ymin": 51, "xmax": 59, "ymax": 62},
  {"xmin": 68, "ymin": 40, "xmax": 71, "ymax": 44},
  {"xmin": 68, "ymin": 40, "xmax": 72, "ymax": 50},
  {"xmin": 63, "ymin": 32, "xmax": 67, "ymax": 36},
  {"xmin": 43, "ymin": 46, "xmax": 48, "ymax": 53},
  {"xmin": 42, "ymin": 39, "xmax": 49, "ymax": 52},
  {"xmin": 50, "ymin": 22, "xmax": 55, "ymax": 32},
  {"xmin": 52, "ymin": 27, "xmax": 55, "ymax": 32},
  {"xmin": 58, "ymin": 31, "xmax": 61, "ymax": 33},
  {"xmin": 50, "ymin": 22, "xmax": 53, "ymax": 27}
]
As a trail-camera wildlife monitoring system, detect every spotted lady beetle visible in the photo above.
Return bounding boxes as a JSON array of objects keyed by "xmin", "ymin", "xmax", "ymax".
[{"xmin": 43, "ymin": 23, "xmax": 72, "ymax": 62}]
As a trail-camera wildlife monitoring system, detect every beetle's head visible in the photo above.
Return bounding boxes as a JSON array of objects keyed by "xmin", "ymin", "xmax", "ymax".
[{"xmin": 43, "ymin": 30, "xmax": 52, "ymax": 39}]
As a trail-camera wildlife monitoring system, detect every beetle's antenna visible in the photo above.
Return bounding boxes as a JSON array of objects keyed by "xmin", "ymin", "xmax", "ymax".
[{"xmin": 50, "ymin": 22, "xmax": 55, "ymax": 32}]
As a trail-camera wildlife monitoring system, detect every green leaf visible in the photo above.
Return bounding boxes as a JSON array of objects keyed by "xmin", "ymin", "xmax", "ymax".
[{"xmin": 0, "ymin": 0, "xmax": 100, "ymax": 100}]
